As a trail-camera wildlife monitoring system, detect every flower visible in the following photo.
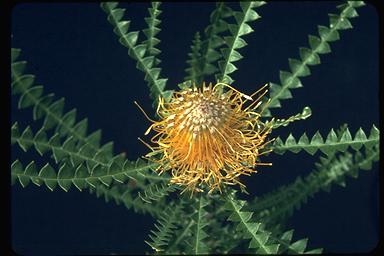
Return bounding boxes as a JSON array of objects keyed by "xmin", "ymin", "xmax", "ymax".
[{"xmin": 139, "ymin": 82, "xmax": 273, "ymax": 193}]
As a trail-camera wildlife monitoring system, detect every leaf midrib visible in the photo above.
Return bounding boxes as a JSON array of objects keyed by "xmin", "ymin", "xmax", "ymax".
[
  {"xmin": 228, "ymin": 197, "xmax": 273, "ymax": 254},
  {"xmin": 11, "ymin": 71, "xmax": 100, "ymax": 152},
  {"xmin": 106, "ymin": 4, "xmax": 167, "ymax": 99},
  {"xmin": 266, "ymin": 3, "xmax": 355, "ymax": 110},
  {"xmin": 219, "ymin": 2, "xmax": 254, "ymax": 81},
  {"xmin": 273, "ymin": 137, "xmax": 378, "ymax": 152}
]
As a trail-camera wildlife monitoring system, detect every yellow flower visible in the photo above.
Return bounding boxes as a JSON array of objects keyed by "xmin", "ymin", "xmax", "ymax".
[{"xmin": 138, "ymin": 82, "xmax": 273, "ymax": 193}]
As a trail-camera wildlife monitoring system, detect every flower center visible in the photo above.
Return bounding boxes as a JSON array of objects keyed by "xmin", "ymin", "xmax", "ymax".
[{"xmin": 180, "ymin": 94, "xmax": 229, "ymax": 138}]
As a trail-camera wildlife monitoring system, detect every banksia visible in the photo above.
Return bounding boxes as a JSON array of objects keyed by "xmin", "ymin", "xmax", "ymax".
[{"xmin": 139, "ymin": 82, "xmax": 273, "ymax": 193}]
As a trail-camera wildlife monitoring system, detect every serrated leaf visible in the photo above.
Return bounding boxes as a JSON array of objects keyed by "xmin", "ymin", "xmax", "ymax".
[
  {"xmin": 11, "ymin": 48, "xmax": 21, "ymax": 62},
  {"xmin": 25, "ymin": 161, "xmax": 43, "ymax": 186},
  {"xmin": 311, "ymin": 131, "xmax": 324, "ymax": 145},
  {"xmin": 43, "ymin": 98, "xmax": 65, "ymax": 129},
  {"xmin": 288, "ymin": 58, "xmax": 310, "ymax": 77},
  {"xmin": 18, "ymin": 86, "xmax": 44, "ymax": 109},
  {"xmin": 281, "ymin": 229, "xmax": 294, "ymax": 242},
  {"xmin": 57, "ymin": 163, "xmax": 75, "ymax": 191},
  {"xmin": 286, "ymin": 134, "xmax": 300, "ymax": 153},
  {"xmin": 62, "ymin": 136, "xmax": 76, "ymax": 152},
  {"xmin": 73, "ymin": 164, "xmax": 88, "ymax": 191},
  {"xmin": 34, "ymin": 127, "xmax": 49, "ymax": 155},
  {"xmin": 341, "ymin": 5, "xmax": 359, "ymax": 18},
  {"xmin": 12, "ymin": 75, "xmax": 35, "ymax": 95},
  {"xmin": 299, "ymin": 47, "xmax": 321, "ymax": 65},
  {"xmin": 329, "ymin": 13, "xmax": 353, "ymax": 30},
  {"xmin": 11, "ymin": 123, "xmax": 20, "ymax": 145},
  {"xmin": 56, "ymin": 109, "xmax": 77, "ymax": 135},
  {"xmin": 87, "ymin": 130, "xmax": 102, "ymax": 147},
  {"xmin": 338, "ymin": 128, "xmax": 352, "ymax": 152},
  {"xmin": 279, "ymin": 71, "xmax": 303, "ymax": 88},
  {"xmin": 33, "ymin": 93, "xmax": 55, "ymax": 120},
  {"xmin": 18, "ymin": 126, "xmax": 33, "ymax": 151},
  {"xmin": 369, "ymin": 125, "xmax": 379, "ymax": 140},
  {"xmin": 308, "ymin": 35, "xmax": 331, "ymax": 54},
  {"xmin": 39, "ymin": 164, "xmax": 57, "ymax": 191},
  {"xmin": 290, "ymin": 238, "xmax": 308, "ymax": 254},
  {"xmin": 318, "ymin": 25, "xmax": 340, "ymax": 42},
  {"xmin": 350, "ymin": 128, "xmax": 365, "ymax": 150},
  {"xmin": 133, "ymin": 44, "xmax": 147, "ymax": 59},
  {"xmin": 111, "ymin": 8, "xmax": 126, "ymax": 21},
  {"xmin": 73, "ymin": 118, "xmax": 88, "ymax": 138},
  {"xmin": 126, "ymin": 31, "xmax": 139, "ymax": 46},
  {"xmin": 100, "ymin": 2, "xmax": 118, "ymax": 12}
]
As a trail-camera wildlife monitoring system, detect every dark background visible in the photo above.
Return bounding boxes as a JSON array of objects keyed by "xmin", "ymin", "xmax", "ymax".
[{"xmin": 11, "ymin": 1, "xmax": 379, "ymax": 255}]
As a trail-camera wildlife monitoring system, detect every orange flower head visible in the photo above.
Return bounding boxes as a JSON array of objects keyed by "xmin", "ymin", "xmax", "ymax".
[{"xmin": 139, "ymin": 82, "xmax": 273, "ymax": 193}]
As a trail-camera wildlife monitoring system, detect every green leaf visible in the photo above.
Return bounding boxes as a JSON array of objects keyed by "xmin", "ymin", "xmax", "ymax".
[
  {"xmin": 11, "ymin": 48, "xmax": 21, "ymax": 62},
  {"xmin": 38, "ymin": 164, "xmax": 57, "ymax": 191},
  {"xmin": 290, "ymin": 238, "xmax": 308, "ymax": 253},
  {"xmin": 321, "ymin": 128, "xmax": 337, "ymax": 155},
  {"xmin": 25, "ymin": 161, "xmax": 43, "ymax": 186},
  {"xmin": 56, "ymin": 109, "xmax": 77, "ymax": 136},
  {"xmin": 100, "ymin": 2, "xmax": 118, "ymax": 12},
  {"xmin": 352, "ymin": 128, "xmax": 367, "ymax": 151},
  {"xmin": 90, "ymin": 183, "xmax": 163, "ymax": 218},
  {"xmin": 187, "ymin": 195, "xmax": 210, "ymax": 255},
  {"xmin": 32, "ymin": 93, "xmax": 55, "ymax": 120},
  {"xmin": 299, "ymin": 47, "xmax": 321, "ymax": 65},
  {"xmin": 87, "ymin": 129, "xmax": 102, "ymax": 147},
  {"xmin": 194, "ymin": 3, "xmax": 234, "ymax": 84},
  {"xmin": 34, "ymin": 127, "xmax": 49, "ymax": 155},
  {"xmin": 139, "ymin": 182, "xmax": 177, "ymax": 204},
  {"xmin": 62, "ymin": 136, "xmax": 76, "ymax": 153},
  {"xmin": 338, "ymin": 128, "xmax": 352, "ymax": 152},
  {"xmin": 281, "ymin": 71, "xmax": 303, "ymax": 88},
  {"xmin": 308, "ymin": 35, "xmax": 331, "ymax": 54},
  {"xmin": 73, "ymin": 118, "xmax": 88, "ymax": 138},
  {"xmin": 12, "ymin": 160, "xmax": 29, "ymax": 187},
  {"xmin": 311, "ymin": 131, "xmax": 324, "ymax": 145},
  {"xmin": 145, "ymin": 201, "xmax": 184, "ymax": 252},
  {"xmin": 272, "ymin": 125, "xmax": 379, "ymax": 156},
  {"xmin": 270, "ymin": 106, "xmax": 312, "ymax": 129},
  {"xmin": 263, "ymin": 2, "xmax": 364, "ymax": 116},
  {"xmin": 43, "ymin": 98, "xmax": 65, "ymax": 130},
  {"xmin": 215, "ymin": 2, "xmax": 265, "ymax": 84},
  {"xmin": 369, "ymin": 124, "xmax": 380, "ymax": 140},
  {"xmin": 73, "ymin": 164, "xmax": 88, "ymax": 191},
  {"xmin": 18, "ymin": 126, "xmax": 33, "ymax": 151},
  {"xmin": 111, "ymin": 8, "xmax": 126, "ymax": 21},
  {"xmin": 57, "ymin": 163, "xmax": 75, "ymax": 192},
  {"xmin": 184, "ymin": 32, "xmax": 202, "ymax": 84},
  {"xmin": 252, "ymin": 145, "xmax": 379, "ymax": 230},
  {"xmin": 285, "ymin": 134, "xmax": 299, "ymax": 153},
  {"xmin": 288, "ymin": 58, "xmax": 310, "ymax": 77},
  {"xmin": 49, "ymin": 134, "xmax": 65, "ymax": 163},
  {"xmin": 224, "ymin": 193, "xmax": 280, "ymax": 254},
  {"xmin": 18, "ymin": 86, "xmax": 44, "ymax": 109},
  {"xmin": 101, "ymin": 3, "xmax": 171, "ymax": 105},
  {"xmin": 329, "ymin": 13, "xmax": 353, "ymax": 30},
  {"xmin": 11, "ymin": 123, "xmax": 20, "ymax": 145},
  {"xmin": 318, "ymin": 25, "xmax": 340, "ymax": 41},
  {"xmin": 12, "ymin": 74, "xmax": 35, "ymax": 95},
  {"xmin": 12, "ymin": 122, "xmax": 159, "ymax": 192},
  {"xmin": 142, "ymin": 2, "xmax": 163, "ymax": 60}
]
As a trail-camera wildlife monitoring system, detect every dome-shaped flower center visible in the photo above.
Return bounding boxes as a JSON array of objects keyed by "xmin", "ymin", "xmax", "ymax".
[{"xmin": 182, "ymin": 94, "xmax": 229, "ymax": 137}]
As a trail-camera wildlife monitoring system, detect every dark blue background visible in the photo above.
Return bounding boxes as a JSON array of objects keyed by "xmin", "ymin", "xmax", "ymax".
[{"xmin": 11, "ymin": 2, "xmax": 379, "ymax": 255}]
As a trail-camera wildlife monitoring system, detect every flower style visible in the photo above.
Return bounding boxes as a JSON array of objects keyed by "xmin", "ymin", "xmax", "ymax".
[{"xmin": 139, "ymin": 82, "xmax": 274, "ymax": 193}]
